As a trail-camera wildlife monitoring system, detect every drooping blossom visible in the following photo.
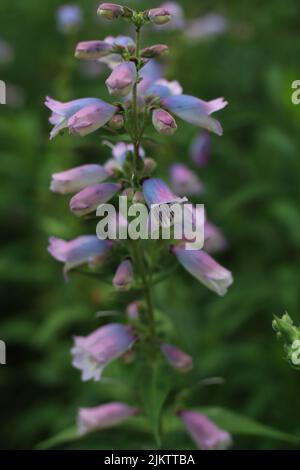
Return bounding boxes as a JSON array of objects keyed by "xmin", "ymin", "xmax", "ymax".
[
  {"xmin": 161, "ymin": 343, "xmax": 193, "ymax": 372},
  {"xmin": 106, "ymin": 62, "xmax": 137, "ymax": 97},
  {"xmin": 113, "ymin": 259, "xmax": 134, "ymax": 291},
  {"xmin": 142, "ymin": 178, "xmax": 186, "ymax": 207},
  {"xmin": 190, "ymin": 132, "xmax": 211, "ymax": 167},
  {"xmin": 71, "ymin": 323, "xmax": 137, "ymax": 381},
  {"xmin": 173, "ymin": 246, "xmax": 233, "ymax": 296},
  {"xmin": 162, "ymin": 95, "xmax": 228, "ymax": 136},
  {"xmin": 48, "ymin": 235, "xmax": 112, "ymax": 275},
  {"xmin": 45, "ymin": 96, "xmax": 114, "ymax": 139},
  {"xmin": 70, "ymin": 182, "xmax": 121, "ymax": 217},
  {"xmin": 50, "ymin": 164, "xmax": 110, "ymax": 194},
  {"xmin": 169, "ymin": 163, "xmax": 203, "ymax": 196},
  {"xmin": 57, "ymin": 5, "xmax": 82, "ymax": 33},
  {"xmin": 152, "ymin": 109, "xmax": 177, "ymax": 135},
  {"xmin": 78, "ymin": 402, "xmax": 139, "ymax": 435},
  {"xmin": 148, "ymin": 8, "xmax": 171, "ymax": 25},
  {"xmin": 180, "ymin": 411, "xmax": 232, "ymax": 450},
  {"xmin": 68, "ymin": 102, "xmax": 118, "ymax": 136},
  {"xmin": 75, "ymin": 41, "xmax": 112, "ymax": 60}
]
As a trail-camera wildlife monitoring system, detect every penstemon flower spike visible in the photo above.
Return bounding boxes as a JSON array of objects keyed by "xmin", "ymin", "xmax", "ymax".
[{"xmin": 46, "ymin": 3, "xmax": 233, "ymax": 449}]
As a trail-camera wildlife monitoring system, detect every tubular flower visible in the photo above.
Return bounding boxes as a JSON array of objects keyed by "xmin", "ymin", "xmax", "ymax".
[
  {"xmin": 48, "ymin": 235, "xmax": 112, "ymax": 275},
  {"xmin": 50, "ymin": 164, "xmax": 110, "ymax": 194},
  {"xmin": 113, "ymin": 259, "xmax": 134, "ymax": 291},
  {"xmin": 146, "ymin": 78, "xmax": 182, "ymax": 99},
  {"xmin": 180, "ymin": 411, "xmax": 232, "ymax": 450},
  {"xmin": 173, "ymin": 246, "xmax": 233, "ymax": 296},
  {"xmin": 106, "ymin": 62, "xmax": 137, "ymax": 97},
  {"xmin": 71, "ymin": 323, "xmax": 137, "ymax": 381},
  {"xmin": 152, "ymin": 108, "xmax": 177, "ymax": 135},
  {"xmin": 45, "ymin": 96, "xmax": 105, "ymax": 139},
  {"xmin": 161, "ymin": 343, "xmax": 193, "ymax": 373},
  {"xmin": 169, "ymin": 163, "xmax": 203, "ymax": 196},
  {"xmin": 68, "ymin": 101, "xmax": 117, "ymax": 136},
  {"xmin": 142, "ymin": 178, "xmax": 186, "ymax": 206},
  {"xmin": 190, "ymin": 132, "xmax": 211, "ymax": 167},
  {"xmin": 75, "ymin": 41, "xmax": 112, "ymax": 60},
  {"xmin": 148, "ymin": 8, "xmax": 171, "ymax": 26},
  {"xmin": 78, "ymin": 402, "xmax": 139, "ymax": 435},
  {"xmin": 70, "ymin": 182, "xmax": 121, "ymax": 217},
  {"xmin": 162, "ymin": 95, "xmax": 228, "ymax": 135},
  {"xmin": 97, "ymin": 3, "xmax": 125, "ymax": 20},
  {"xmin": 141, "ymin": 44, "xmax": 169, "ymax": 59}
]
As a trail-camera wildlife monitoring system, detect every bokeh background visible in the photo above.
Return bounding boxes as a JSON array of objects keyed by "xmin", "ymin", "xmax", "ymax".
[{"xmin": 1, "ymin": 0, "xmax": 300, "ymax": 450}]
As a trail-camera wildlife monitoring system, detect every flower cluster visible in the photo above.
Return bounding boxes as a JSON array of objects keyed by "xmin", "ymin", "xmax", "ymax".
[{"xmin": 46, "ymin": 3, "xmax": 233, "ymax": 449}]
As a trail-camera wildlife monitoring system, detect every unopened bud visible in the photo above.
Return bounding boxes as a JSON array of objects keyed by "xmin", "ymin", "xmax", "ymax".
[
  {"xmin": 141, "ymin": 44, "xmax": 169, "ymax": 59},
  {"xmin": 108, "ymin": 114, "xmax": 124, "ymax": 130},
  {"xmin": 97, "ymin": 3, "xmax": 124, "ymax": 20},
  {"xmin": 148, "ymin": 8, "xmax": 171, "ymax": 26},
  {"xmin": 152, "ymin": 108, "xmax": 177, "ymax": 135},
  {"xmin": 143, "ymin": 158, "xmax": 157, "ymax": 176},
  {"xmin": 75, "ymin": 41, "xmax": 111, "ymax": 60}
]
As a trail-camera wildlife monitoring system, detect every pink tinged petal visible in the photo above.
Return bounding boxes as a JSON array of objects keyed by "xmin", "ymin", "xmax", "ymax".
[
  {"xmin": 126, "ymin": 301, "xmax": 141, "ymax": 320},
  {"xmin": 70, "ymin": 182, "xmax": 121, "ymax": 217},
  {"xmin": 68, "ymin": 101, "xmax": 117, "ymax": 136},
  {"xmin": 71, "ymin": 323, "xmax": 136, "ymax": 381},
  {"xmin": 106, "ymin": 62, "xmax": 137, "ymax": 97},
  {"xmin": 159, "ymin": 2, "xmax": 185, "ymax": 29},
  {"xmin": 50, "ymin": 164, "xmax": 110, "ymax": 194},
  {"xmin": 148, "ymin": 8, "xmax": 171, "ymax": 25},
  {"xmin": 152, "ymin": 109, "xmax": 177, "ymax": 135},
  {"xmin": 162, "ymin": 94, "xmax": 228, "ymax": 135},
  {"xmin": 147, "ymin": 79, "xmax": 182, "ymax": 99},
  {"xmin": 169, "ymin": 163, "xmax": 204, "ymax": 196},
  {"xmin": 48, "ymin": 235, "xmax": 111, "ymax": 273},
  {"xmin": 161, "ymin": 343, "xmax": 193, "ymax": 373},
  {"xmin": 180, "ymin": 411, "xmax": 232, "ymax": 450},
  {"xmin": 173, "ymin": 247, "xmax": 233, "ymax": 296},
  {"xmin": 97, "ymin": 3, "xmax": 125, "ymax": 20},
  {"xmin": 204, "ymin": 221, "xmax": 227, "ymax": 253},
  {"xmin": 140, "ymin": 44, "xmax": 169, "ymax": 59},
  {"xmin": 75, "ymin": 41, "xmax": 112, "ymax": 60},
  {"xmin": 113, "ymin": 259, "xmax": 134, "ymax": 291},
  {"xmin": 142, "ymin": 178, "xmax": 186, "ymax": 206},
  {"xmin": 78, "ymin": 402, "xmax": 139, "ymax": 435},
  {"xmin": 190, "ymin": 132, "xmax": 211, "ymax": 167}
]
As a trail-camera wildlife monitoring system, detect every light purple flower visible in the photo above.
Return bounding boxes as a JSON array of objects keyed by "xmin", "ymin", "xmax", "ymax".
[
  {"xmin": 173, "ymin": 247, "xmax": 233, "ymax": 296},
  {"xmin": 204, "ymin": 221, "xmax": 227, "ymax": 253},
  {"xmin": 162, "ymin": 95, "xmax": 228, "ymax": 135},
  {"xmin": 146, "ymin": 78, "xmax": 182, "ymax": 100},
  {"xmin": 48, "ymin": 235, "xmax": 111, "ymax": 274},
  {"xmin": 75, "ymin": 41, "xmax": 112, "ymax": 60},
  {"xmin": 113, "ymin": 259, "xmax": 134, "ymax": 291},
  {"xmin": 126, "ymin": 301, "xmax": 141, "ymax": 320},
  {"xmin": 152, "ymin": 109, "xmax": 177, "ymax": 135},
  {"xmin": 159, "ymin": 2, "xmax": 185, "ymax": 30},
  {"xmin": 45, "ymin": 96, "xmax": 106, "ymax": 139},
  {"xmin": 180, "ymin": 411, "xmax": 232, "ymax": 450},
  {"xmin": 70, "ymin": 182, "xmax": 121, "ymax": 217},
  {"xmin": 106, "ymin": 62, "xmax": 137, "ymax": 97},
  {"xmin": 51, "ymin": 164, "xmax": 110, "ymax": 194},
  {"xmin": 78, "ymin": 402, "xmax": 139, "ymax": 435},
  {"xmin": 71, "ymin": 323, "xmax": 136, "ymax": 381},
  {"xmin": 185, "ymin": 14, "xmax": 228, "ymax": 41},
  {"xmin": 68, "ymin": 101, "xmax": 117, "ymax": 136},
  {"xmin": 142, "ymin": 178, "xmax": 186, "ymax": 207},
  {"xmin": 169, "ymin": 163, "xmax": 204, "ymax": 196},
  {"xmin": 97, "ymin": 3, "xmax": 125, "ymax": 21},
  {"xmin": 161, "ymin": 343, "xmax": 193, "ymax": 373},
  {"xmin": 57, "ymin": 5, "xmax": 82, "ymax": 33},
  {"xmin": 148, "ymin": 8, "xmax": 171, "ymax": 26},
  {"xmin": 190, "ymin": 132, "xmax": 211, "ymax": 167}
]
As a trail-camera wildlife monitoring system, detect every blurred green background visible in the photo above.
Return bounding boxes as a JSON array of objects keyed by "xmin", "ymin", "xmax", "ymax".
[{"xmin": 1, "ymin": 0, "xmax": 300, "ymax": 450}]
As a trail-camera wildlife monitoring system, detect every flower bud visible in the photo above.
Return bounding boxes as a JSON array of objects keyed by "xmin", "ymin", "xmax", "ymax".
[
  {"xmin": 51, "ymin": 164, "xmax": 110, "ymax": 194},
  {"xmin": 113, "ymin": 259, "xmax": 134, "ymax": 291},
  {"xmin": 78, "ymin": 403, "xmax": 139, "ymax": 435},
  {"xmin": 180, "ymin": 411, "xmax": 232, "ymax": 450},
  {"xmin": 152, "ymin": 108, "xmax": 177, "ymax": 135},
  {"xmin": 70, "ymin": 182, "xmax": 121, "ymax": 217},
  {"xmin": 106, "ymin": 62, "xmax": 137, "ymax": 97},
  {"xmin": 161, "ymin": 343, "xmax": 193, "ymax": 373},
  {"xmin": 272, "ymin": 313, "xmax": 300, "ymax": 343},
  {"xmin": 75, "ymin": 41, "xmax": 112, "ymax": 60},
  {"xmin": 148, "ymin": 8, "xmax": 171, "ymax": 25},
  {"xmin": 97, "ymin": 3, "xmax": 124, "ymax": 20},
  {"xmin": 108, "ymin": 114, "xmax": 124, "ymax": 130},
  {"xmin": 141, "ymin": 44, "xmax": 169, "ymax": 59},
  {"xmin": 142, "ymin": 158, "xmax": 157, "ymax": 177},
  {"xmin": 126, "ymin": 301, "xmax": 141, "ymax": 320},
  {"xmin": 68, "ymin": 101, "xmax": 117, "ymax": 137}
]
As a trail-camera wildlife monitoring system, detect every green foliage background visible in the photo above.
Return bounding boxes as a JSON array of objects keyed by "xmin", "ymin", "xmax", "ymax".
[{"xmin": 1, "ymin": 0, "xmax": 300, "ymax": 450}]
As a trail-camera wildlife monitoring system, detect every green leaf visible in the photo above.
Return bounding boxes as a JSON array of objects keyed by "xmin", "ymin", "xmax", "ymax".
[
  {"xmin": 197, "ymin": 407, "xmax": 299, "ymax": 444},
  {"xmin": 36, "ymin": 427, "xmax": 78, "ymax": 450}
]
